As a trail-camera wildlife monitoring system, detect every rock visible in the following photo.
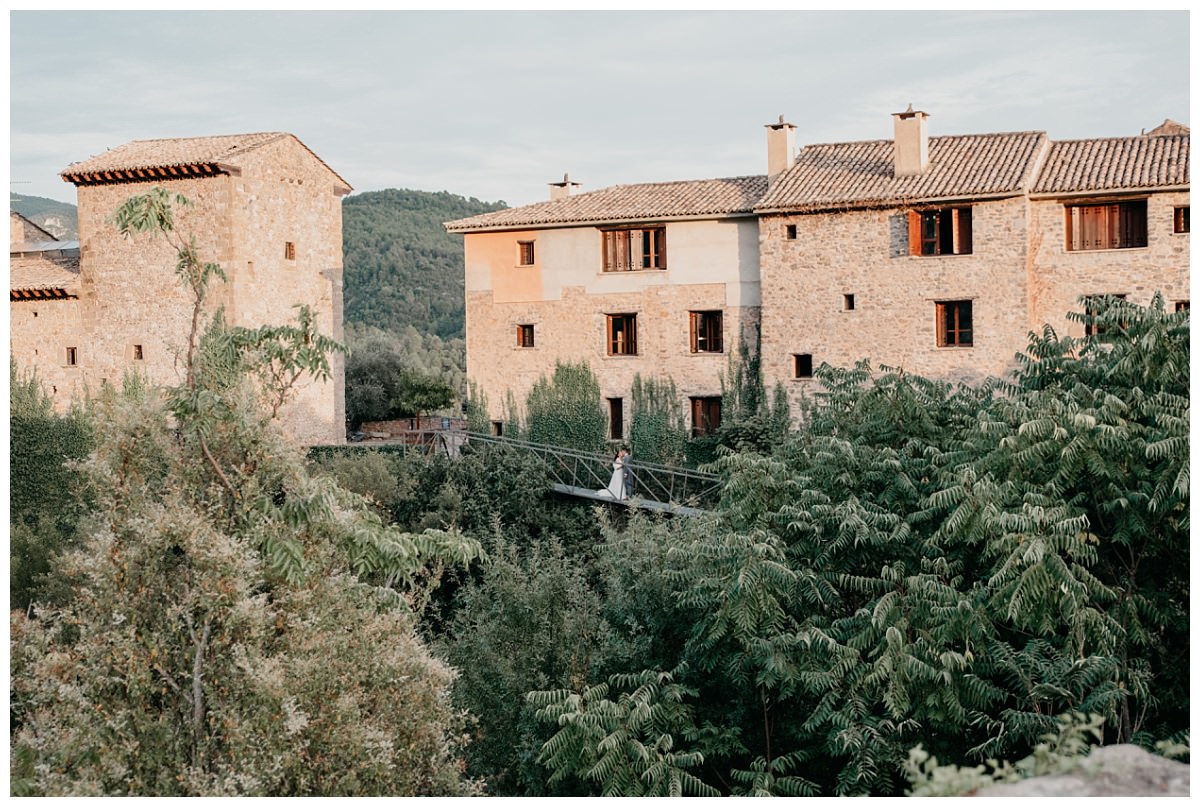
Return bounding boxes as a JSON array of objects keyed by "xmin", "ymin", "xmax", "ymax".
[{"xmin": 975, "ymin": 744, "xmax": 1189, "ymax": 797}]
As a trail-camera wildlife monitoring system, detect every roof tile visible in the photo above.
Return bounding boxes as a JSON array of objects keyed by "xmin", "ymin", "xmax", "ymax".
[
  {"xmin": 10, "ymin": 254, "xmax": 81, "ymax": 294},
  {"xmin": 1031, "ymin": 134, "xmax": 1189, "ymax": 194},
  {"xmin": 445, "ymin": 175, "xmax": 767, "ymax": 231}
]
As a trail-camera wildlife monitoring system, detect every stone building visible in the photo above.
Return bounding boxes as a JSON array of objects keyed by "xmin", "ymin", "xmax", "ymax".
[
  {"xmin": 445, "ymin": 174, "xmax": 765, "ymax": 439},
  {"xmin": 447, "ymin": 110, "xmax": 1189, "ymax": 437},
  {"xmin": 10, "ymin": 132, "xmax": 351, "ymax": 445}
]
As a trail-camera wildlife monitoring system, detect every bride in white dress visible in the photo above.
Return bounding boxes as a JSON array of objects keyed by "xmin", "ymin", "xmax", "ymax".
[{"xmin": 599, "ymin": 449, "xmax": 628, "ymax": 499}]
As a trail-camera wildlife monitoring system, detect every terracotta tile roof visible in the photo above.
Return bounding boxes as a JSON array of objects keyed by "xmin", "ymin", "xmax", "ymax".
[
  {"xmin": 10, "ymin": 253, "xmax": 81, "ymax": 298},
  {"xmin": 1031, "ymin": 134, "xmax": 1189, "ymax": 195},
  {"xmin": 60, "ymin": 132, "xmax": 352, "ymax": 191},
  {"xmin": 445, "ymin": 175, "xmax": 768, "ymax": 232},
  {"xmin": 757, "ymin": 132, "xmax": 1048, "ymax": 212}
]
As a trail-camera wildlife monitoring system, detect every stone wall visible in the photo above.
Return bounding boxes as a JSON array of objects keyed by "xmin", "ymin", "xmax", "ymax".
[
  {"xmin": 463, "ymin": 217, "xmax": 761, "ymax": 436},
  {"xmin": 29, "ymin": 135, "xmax": 348, "ymax": 445},
  {"xmin": 9, "ymin": 297, "xmax": 86, "ymax": 402}
]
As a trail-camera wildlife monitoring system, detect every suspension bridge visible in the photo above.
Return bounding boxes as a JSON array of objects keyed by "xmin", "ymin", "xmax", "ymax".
[{"xmin": 354, "ymin": 429, "xmax": 722, "ymax": 516}]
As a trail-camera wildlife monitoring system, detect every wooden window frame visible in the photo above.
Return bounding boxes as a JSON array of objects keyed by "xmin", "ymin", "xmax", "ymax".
[
  {"xmin": 65, "ymin": 346, "xmax": 78, "ymax": 366},
  {"xmin": 601, "ymin": 226, "xmax": 666, "ymax": 272},
  {"xmin": 1174, "ymin": 206, "xmax": 1190, "ymax": 234},
  {"xmin": 284, "ymin": 241, "xmax": 296, "ymax": 260},
  {"xmin": 516, "ymin": 324, "xmax": 535, "ymax": 348},
  {"xmin": 518, "ymin": 240, "xmax": 536, "ymax": 265},
  {"xmin": 690, "ymin": 396, "xmax": 722, "ymax": 437},
  {"xmin": 132, "ymin": 344, "xmax": 144, "ymax": 361},
  {"xmin": 794, "ymin": 353, "xmax": 814, "ymax": 379},
  {"xmin": 608, "ymin": 397, "xmax": 624, "ymax": 441},
  {"xmin": 606, "ymin": 313, "xmax": 638, "ymax": 356},
  {"xmin": 935, "ymin": 300, "xmax": 973, "ymax": 347},
  {"xmin": 1174, "ymin": 300, "xmax": 1190, "ymax": 312},
  {"xmin": 689, "ymin": 310, "xmax": 723, "ymax": 353},
  {"xmin": 908, "ymin": 207, "xmax": 973, "ymax": 256},
  {"xmin": 1065, "ymin": 200, "xmax": 1148, "ymax": 251}
]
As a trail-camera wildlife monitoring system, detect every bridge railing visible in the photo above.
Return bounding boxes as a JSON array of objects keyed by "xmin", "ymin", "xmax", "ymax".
[{"xmin": 391, "ymin": 429, "xmax": 722, "ymax": 510}]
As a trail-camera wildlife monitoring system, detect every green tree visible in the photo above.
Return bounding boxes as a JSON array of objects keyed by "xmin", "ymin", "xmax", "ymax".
[
  {"xmin": 10, "ymin": 188, "xmax": 481, "ymax": 796},
  {"xmin": 629, "ymin": 374, "xmax": 687, "ymax": 465}
]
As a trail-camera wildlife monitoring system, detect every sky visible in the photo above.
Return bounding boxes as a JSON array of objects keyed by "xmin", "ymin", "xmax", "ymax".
[{"xmin": 8, "ymin": 9, "xmax": 1193, "ymax": 210}]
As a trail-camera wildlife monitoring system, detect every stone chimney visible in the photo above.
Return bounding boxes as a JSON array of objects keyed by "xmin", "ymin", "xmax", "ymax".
[
  {"xmin": 765, "ymin": 115, "xmax": 796, "ymax": 183},
  {"xmin": 549, "ymin": 173, "xmax": 580, "ymax": 201},
  {"xmin": 892, "ymin": 105, "xmax": 930, "ymax": 177}
]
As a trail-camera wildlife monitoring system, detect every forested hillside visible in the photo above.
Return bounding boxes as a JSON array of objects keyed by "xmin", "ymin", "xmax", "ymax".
[
  {"xmin": 10, "ymin": 193, "xmax": 79, "ymax": 240},
  {"xmin": 342, "ymin": 189, "xmax": 506, "ymax": 338}
]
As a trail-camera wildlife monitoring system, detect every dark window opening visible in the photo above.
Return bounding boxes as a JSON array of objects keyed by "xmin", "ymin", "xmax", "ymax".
[
  {"xmin": 490, "ymin": 420, "xmax": 504, "ymax": 437},
  {"xmin": 1175, "ymin": 300, "xmax": 1190, "ymax": 312},
  {"xmin": 602, "ymin": 227, "xmax": 666, "ymax": 271},
  {"xmin": 132, "ymin": 344, "xmax": 144, "ymax": 361},
  {"xmin": 844, "ymin": 294, "xmax": 855, "ymax": 311},
  {"xmin": 908, "ymin": 207, "xmax": 972, "ymax": 256},
  {"xmin": 936, "ymin": 300, "xmax": 973, "ymax": 347},
  {"xmin": 1066, "ymin": 201, "xmax": 1148, "ymax": 250},
  {"xmin": 689, "ymin": 310, "xmax": 723, "ymax": 353},
  {"xmin": 518, "ymin": 240, "xmax": 536, "ymax": 265},
  {"xmin": 65, "ymin": 346, "xmax": 78, "ymax": 366},
  {"xmin": 794, "ymin": 353, "xmax": 814, "ymax": 379},
  {"xmin": 607, "ymin": 314, "xmax": 638, "ymax": 355},
  {"xmin": 516, "ymin": 324, "xmax": 535, "ymax": 348},
  {"xmin": 785, "ymin": 224, "xmax": 797, "ymax": 240},
  {"xmin": 608, "ymin": 398, "xmax": 624, "ymax": 441},
  {"xmin": 690, "ymin": 396, "xmax": 722, "ymax": 437},
  {"xmin": 285, "ymin": 241, "xmax": 296, "ymax": 260},
  {"xmin": 1174, "ymin": 207, "xmax": 1190, "ymax": 234}
]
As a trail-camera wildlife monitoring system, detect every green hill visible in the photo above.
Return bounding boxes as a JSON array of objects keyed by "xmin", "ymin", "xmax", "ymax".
[
  {"xmin": 342, "ymin": 189, "xmax": 506, "ymax": 339},
  {"xmin": 11, "ymin": 189, "xmax": 507, "ymax": 340},
  {"xmin": 10, "ymin": 193, "xmax": 79, "ymax": 240}
]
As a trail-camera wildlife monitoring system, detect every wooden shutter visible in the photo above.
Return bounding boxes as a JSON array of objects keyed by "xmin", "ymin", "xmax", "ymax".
[
  {"xmin": 953, "ymin": 208, "xmax": 972, "ymax": 254},
  {"xmin": 908, "ymin": 211, "xmax": 921, "ymax": 255},
  {"xmin": 689, "ymin": 312, "xmax": 698, "ymax": 352}
]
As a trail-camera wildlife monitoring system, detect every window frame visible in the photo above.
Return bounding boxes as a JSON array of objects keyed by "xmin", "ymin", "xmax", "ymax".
[
  {"xmin": 601, "ymin": 226, "xmax": 666, "ymax": 272},
  {"xmin": 690, "ymin": 396, "xmax": 722, "ymax": 437},
  {"xmin": 65, "ymin": 346, "xmax": 78, "ymax": 366},
  {"xmin": 516, "ymin": 323, "xmax": 536, "ymax": 348},
  {"xmin": 689, "ymin": 310, "xmax": 724, "ymax": 354},
  {"xmin": 908, "ymin": 207, "xmax": 973, "ymax": 256},
  {"xmin": 1174, "ymin": 206, "xmax": 1190, "ymax": 234},
  {"xmin": 518, "ymin": 240, "xmax": 536, "ymax": 266},
  {"xmin": 935, "ymin": 300, "xmax": 974, "ymax": 347},
  {"xmin": 284, "ymin": 241, "xmax": 296, "ymax": 260},
  {"xmin": 1065, "ymin": 200, "xmax": 1148, "ymax": 251},
  {"xmin": 606, "ymin": 313, "xmax": 638, "ymax": 356}
]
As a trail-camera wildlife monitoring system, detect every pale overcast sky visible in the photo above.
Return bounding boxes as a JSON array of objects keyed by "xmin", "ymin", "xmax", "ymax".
[{"xmin": 8, "ymin": 9, "xmax": 1192, "ymax": 209}]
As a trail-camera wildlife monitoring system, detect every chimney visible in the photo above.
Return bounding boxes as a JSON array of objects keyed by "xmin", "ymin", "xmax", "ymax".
[
  {"xmin": 549, "ymin": 173, "xmax": 580, "ymax": 201},
  {"xmin": 892, "ymin": 105, "xmax": 930, "ymax": 177},
  {"xmin": 765, "ymin": 115, "xmax": 796, "ymax": 183}
]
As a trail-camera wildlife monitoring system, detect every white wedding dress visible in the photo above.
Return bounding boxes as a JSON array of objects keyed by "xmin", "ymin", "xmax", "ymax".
[{"xmin": 599, "ymin": 457, "xmax": 627, "ymax": 499}]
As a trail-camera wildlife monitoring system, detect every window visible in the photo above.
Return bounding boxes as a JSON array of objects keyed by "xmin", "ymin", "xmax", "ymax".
[
  {"xmin": 1066, "ymin": 201, "xmax": 1147, "ymax": 250},
  {"xmin": 132, "ymin": 344, "xmax": 144, "ymax": 361},
  {"xmin": 908, "ymin": 207, "xmax": 972, "ymax": 255},
  {"xmin": 1084, "ymin": 294, "xmax": 1127, "ymax": 336},
  {"xmin": 785, "ymin": 224, "xmax": 797, "ymax": 240},
  {"xmin": 690, "ymin": 397, "xmax": 722, "ymax": 437},
  {"xmin": 935, "ymin": 301, "xmax": 973, "ymax": 347},
  {"xmin": 844, "ymin": 294, "xmax": 856, "ymax": 311},
  {"xmin": 1175, "ymin": 300, "xmax": 1190, "ymax": 312},
  {"xmin": 65, "ymin": 346, "xmax": 78, "ymax": 366},
  {"xmin": 516, "ymin": 324, "xmax": 535, "ymax": 348},
  {"xmin": 1174, "ymin": 207, "xmax": 1190, "ymax": 234},
  {"xmin": 284, "ymin": 241, "xmax": 296, "ymax": 260},
  {"xmin": 518, "ymin": 240, "xmax": 536, "ymax": 265},
  {"xmin": 607, "ymin": 314, "xmax": 638, "ymax": 355},
  {"xmin": 608, "ymin": 398, "xmax": 624, "ymax": 441},
  {"xmin": 490, "ymin": 420, "xmax": 504, "ymax": 437},
  {"xmin": 602, "ymin": 227, "xmax": 665, "ymax": 271},
  {"xmin": 794, "ymin": 353, "xmax": 814, "ymax": 379},
  {"xmin": 689, "ymin": 310, "xmax": 723, "ymax": 353}
]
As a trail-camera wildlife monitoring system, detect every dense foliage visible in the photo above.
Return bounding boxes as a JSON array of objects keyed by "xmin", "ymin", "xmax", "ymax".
[
  {"xmin": 344, "ymin": 324, "xmax": 461, "ymax": 428},
  {"xmin": 9, "ymin": 363, "xmax": 94, "ymax": 611},
  {"xmin": 10, "ymin": 189, "xmax": 483, "ymax": 796},
  {"xmin": 342, "ymin": 188, "xmax": 506, "ymax": 339},
  {"xmin": 523, "ymin": 361, "xmax": 607, "ymax": 453}
]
